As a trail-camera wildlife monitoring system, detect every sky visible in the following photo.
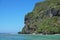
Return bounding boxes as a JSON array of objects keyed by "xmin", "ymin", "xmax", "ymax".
[{"xmin": 0, "ymin": 0, "xmax": 44, "ymax": 33}]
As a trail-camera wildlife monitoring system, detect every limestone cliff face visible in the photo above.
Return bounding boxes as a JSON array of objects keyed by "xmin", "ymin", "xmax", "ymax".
[{"xmin": 19, "ymin": 0, "xmax": 60, "ymax": 34}]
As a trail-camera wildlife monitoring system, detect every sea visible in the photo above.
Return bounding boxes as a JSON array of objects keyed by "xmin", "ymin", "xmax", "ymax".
[{"xmin": 0, "ymin": 34, "xmax": 60, "ymax": 40}]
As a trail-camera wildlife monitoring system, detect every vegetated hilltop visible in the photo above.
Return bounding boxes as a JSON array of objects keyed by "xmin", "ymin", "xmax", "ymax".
[{"xmin": 18, "ymin": 0, "xmax": 60, "ymax": 34}]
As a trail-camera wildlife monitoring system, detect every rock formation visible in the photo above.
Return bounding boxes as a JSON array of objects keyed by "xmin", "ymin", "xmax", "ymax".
[{"xmin": 18, "ymin": 0, "xmax": 60, "ymax": 34}]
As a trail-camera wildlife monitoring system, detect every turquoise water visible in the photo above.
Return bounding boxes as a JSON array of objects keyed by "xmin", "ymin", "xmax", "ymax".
[{"xmin": 0, "ymin": 34, "xmax": 60, "ymax": 40}]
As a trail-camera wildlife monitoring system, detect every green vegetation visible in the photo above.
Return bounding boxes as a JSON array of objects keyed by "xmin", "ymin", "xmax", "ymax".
[{"xmin": 18, "ymin": 0, "xmax": 60, "ymax": 34}]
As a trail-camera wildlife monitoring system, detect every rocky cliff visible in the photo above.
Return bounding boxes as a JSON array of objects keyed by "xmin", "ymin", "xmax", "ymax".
[{"xmin": 18, "ymin": 0, "xmax": 60, "ymax": 34}]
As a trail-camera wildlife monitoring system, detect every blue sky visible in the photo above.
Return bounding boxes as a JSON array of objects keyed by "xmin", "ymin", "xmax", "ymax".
[{"xmin": 0, "ymin": 0, "xmax": 44, "ymax": 33}]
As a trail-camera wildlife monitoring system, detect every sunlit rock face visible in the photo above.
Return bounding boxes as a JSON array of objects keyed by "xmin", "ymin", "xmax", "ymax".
[{"xmin": 19, "ymin": 0, "xmax": 60, "ymax": 34}]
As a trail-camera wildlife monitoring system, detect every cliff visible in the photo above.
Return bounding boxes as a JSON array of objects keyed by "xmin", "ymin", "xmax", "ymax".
[{"xmin": 18, "ymin": 0, "xmax": 60, "ymax": 34}]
